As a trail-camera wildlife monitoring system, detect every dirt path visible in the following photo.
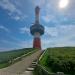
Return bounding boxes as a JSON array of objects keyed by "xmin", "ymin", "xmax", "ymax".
[{"xmin": 0, "ymin": 50, "xmax": 41, "ymax": 75}]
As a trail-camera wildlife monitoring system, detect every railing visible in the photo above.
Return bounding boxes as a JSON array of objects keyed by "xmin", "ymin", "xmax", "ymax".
[
  {"xmin": 34, "ymin": 64, "xmax": 55, "ymax": 75},
  {"xmin": 34, "ymin": 64, "xmax": 70, "ymax": 75},
  {"xmin": 0, "ymin": 50, "xmax": 39, "ymax": 75},
  {"xmin": 9, "ymin": 49, "xmax": 38, "ymax": 64},
  {"xmin": 34, "ymin": 50, "xmax": 70, "ymax": 75}
]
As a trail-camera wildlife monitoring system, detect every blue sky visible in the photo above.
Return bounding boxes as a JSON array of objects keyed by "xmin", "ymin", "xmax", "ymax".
[{"xmin": 0, "ymin": 0, "xmax": 75, "ymax": 51}]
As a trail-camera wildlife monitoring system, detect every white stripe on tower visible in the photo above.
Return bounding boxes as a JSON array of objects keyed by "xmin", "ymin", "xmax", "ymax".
[{"xmin": 34, "ymin": 32, "xmax": 40, "ymax": 38}]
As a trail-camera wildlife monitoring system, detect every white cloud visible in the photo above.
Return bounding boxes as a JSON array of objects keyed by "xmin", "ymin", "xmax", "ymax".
[
  {"xmin": 1, "ymin": 40, "xmax": 18, "ymax": 46},
  {"xmin": 0, "ymin": 39, "xmax": 33, "ymax": 51},
  {"xmin": 18, "ymin": 40, "xmax": 32, "ymax": 48},
  {"xmin": 57, "ymin": 25, "xmax": 75, "ymax": 37},
  {"xmin": 12, "ymin": 16, "xmax": 20, "ymax": 21},
  {"xmin": 0, "ymin": 0, "xmax": 27, "ymax": 20},
  {"xmin": 42, "ymin": 15, "xmax": 56, "ymax": 23},
  {"xmin": 45, "ymin": 24, "xmax": 75, "ymax": 37},
  {"xmin": 0, "ymin": 0, "xmax": 16, "ymax": 12},
  {"xmin": 0, "ymin": 47, "xmax": 12, "ymax": 52},
  {"xmin": 42, "ymin": 24, "xmax": 75, "ymax": 49},
  {"xmin": 1, "ymin": 24, "xmax": 75, "ymax": 50},
  {"xmin": 32, "ymin": 0, "xmax": 45, "ymax": 7},
  {"xmin": 45, "ymin": 26, "xmax": 58, "ymax": 37},
  {"xmin": 32, "ymin": 0, "xmax": 75, "ymax": 23},
  {"xmin": 8, "ymin": 12, "xmax": 27, "ymax": 21},
  {"xmin": 20, "ymin": 27, "xmax": 30, "ymax": 34},
  {"xmin": 0, "ymin": 25, "xmax": 10, "ymax": 32}
]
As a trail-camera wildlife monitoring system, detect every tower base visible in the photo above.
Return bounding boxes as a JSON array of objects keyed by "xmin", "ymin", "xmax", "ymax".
[{"xmin": 33, "ymin": 37, "xmax": 41, "ymax": 49}]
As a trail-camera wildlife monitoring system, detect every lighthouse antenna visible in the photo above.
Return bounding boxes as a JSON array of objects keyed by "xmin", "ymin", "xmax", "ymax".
[{"xmin": 35, "ymin": 6, "xmax": 40, "ymax": 24}]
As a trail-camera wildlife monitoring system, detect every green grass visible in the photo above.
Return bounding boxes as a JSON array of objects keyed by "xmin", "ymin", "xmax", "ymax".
[
  {"xmin": 0, "ymin": 48, "xmax": 38, "ymax": 69},
  {"xmin": 0, "ymin": 63, "xmax": 10, "ymax": 68},
  {"xmin": 39, "ymin": 47, "xmax": 75, "ymax": 75},
  {"xmin": 39, "ymin": 50, "xmax": 53, "ymax": 73}
]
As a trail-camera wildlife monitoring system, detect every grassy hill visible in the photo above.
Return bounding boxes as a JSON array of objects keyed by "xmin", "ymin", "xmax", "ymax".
[
  {"xmin": 0, "ymin": 48, "xmax": 38, "ymax": 69},
  {"xmin": 39, "ymin": 47, "xmax": 75, "ymax": 75}
]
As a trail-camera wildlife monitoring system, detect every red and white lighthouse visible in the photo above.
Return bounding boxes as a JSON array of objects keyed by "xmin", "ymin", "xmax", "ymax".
[{"xmin": 30, "ymin": 6, "xmax": 44, "ymax": 50}]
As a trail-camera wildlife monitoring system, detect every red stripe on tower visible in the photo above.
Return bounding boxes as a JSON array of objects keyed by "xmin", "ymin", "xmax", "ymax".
[{"xmin": 33, "ymin": 37, "xmax": 41, "ymax": 49}]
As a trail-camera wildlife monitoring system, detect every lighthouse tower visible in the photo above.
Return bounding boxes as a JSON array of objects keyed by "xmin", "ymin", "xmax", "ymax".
[{"xmin": 30, "ymin": 6, "xmax": 44, "ymax": 50}]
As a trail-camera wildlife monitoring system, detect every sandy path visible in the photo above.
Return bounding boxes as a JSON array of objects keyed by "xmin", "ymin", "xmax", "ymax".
[{"xmin": 0, "ymin": 50, "xmax": 41, "ymax": 75}]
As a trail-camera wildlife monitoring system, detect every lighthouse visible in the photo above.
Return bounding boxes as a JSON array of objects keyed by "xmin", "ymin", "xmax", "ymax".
[{"xmin": 30, "ymin": 6, "xmax": 44, "ymax": 50}]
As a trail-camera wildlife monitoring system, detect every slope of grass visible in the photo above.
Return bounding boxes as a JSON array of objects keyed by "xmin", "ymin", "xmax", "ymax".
[
  {"xmin": 0, "ymin": 48, "xmax": 38, "ymax": 69},
  {"xmin": 39, "ymin": 47, "xmax": 75, "ymax": 75}
]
